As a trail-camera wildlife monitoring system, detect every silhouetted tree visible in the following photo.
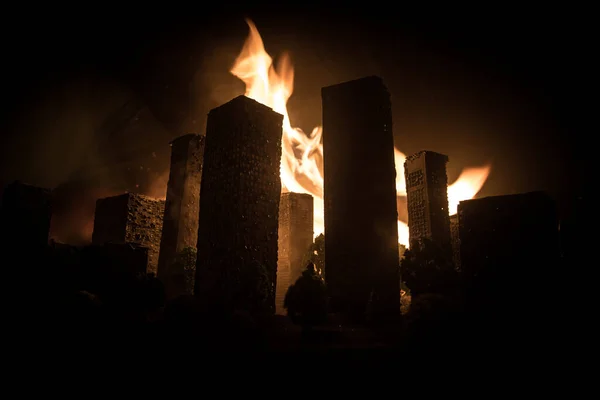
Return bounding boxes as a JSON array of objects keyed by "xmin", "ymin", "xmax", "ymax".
[
  {"xmin": 284, "ymin": 262, "xmax": 328, "ymax": 329},
  {"xmin": 301, "ymin": 233, "xmax": 325, "ymax": 279},
  {"xmin": 400, "ymin": 238, "xmax": 459, "ymax": 297}
]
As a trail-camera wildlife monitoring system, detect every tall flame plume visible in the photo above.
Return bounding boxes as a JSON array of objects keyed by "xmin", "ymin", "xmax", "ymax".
[{"xmin": 230, "ymin": 19, "xmax": 491, "ymax": 247}]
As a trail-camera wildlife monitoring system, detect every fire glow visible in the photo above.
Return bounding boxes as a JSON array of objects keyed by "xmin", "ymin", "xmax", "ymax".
[{"xmin": 230, "ymin": 19, "xmax": 491, "ymax": 247}]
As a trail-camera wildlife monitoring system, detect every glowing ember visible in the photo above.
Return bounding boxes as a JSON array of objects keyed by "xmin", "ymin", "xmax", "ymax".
[{"xmin": 230, "ymin": 19, "xmax": 491, "ymax": 247}]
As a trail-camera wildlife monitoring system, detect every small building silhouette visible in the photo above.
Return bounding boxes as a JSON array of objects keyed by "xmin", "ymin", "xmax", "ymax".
[{"xmin": 92, "ymin": 193, "xmax": 165, "ymax": 274}]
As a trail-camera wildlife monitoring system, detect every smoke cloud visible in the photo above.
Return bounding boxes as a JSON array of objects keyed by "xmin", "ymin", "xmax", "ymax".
[{"xmin": 1, "ymin": 71, "xmax": 176, "ymax": 244}]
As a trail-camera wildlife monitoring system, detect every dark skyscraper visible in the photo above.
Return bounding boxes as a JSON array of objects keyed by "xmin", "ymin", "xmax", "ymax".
[
  {"xmin": 322, "ymin": 76, "xmax": 400, "ymax": 322},
  {"xmin": 276, "ymin": 192, "xmax": 314, "ymax": 314},
  {"xmin": 195, "ymin": 95, "xmax": 283, "ymax": 314},
  {"xmin": 92, "ymin": 193, "xmax": 165, "ymax": 274},
  {"xmin": 157, "ymin": 133, "xmax": 205, "ymax": 297},
  {"xmin": 404, "ymin": 151, "xmax": 452, "ymax": 255}
]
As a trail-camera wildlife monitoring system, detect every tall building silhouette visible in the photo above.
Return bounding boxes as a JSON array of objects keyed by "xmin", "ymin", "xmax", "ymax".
[
  {"xmin": 195, "ymin": 95, "xmax": 283, "ymax": 314},
  {"xmin": 92, "ymin": 193, "xmax": 165, "ymax": 274},
  {"xmin": 276, "ymin": 192, "xmax": 314, "ymax": 314},
  {"xmin": 157, "ymin": 133, "xmax": 205, "ymax": 297},
  {"xmin": 404, "ymin": 150, "xmax": 452, "ymax": 255},
  {"xmin": 322, "ymin": 76, "xmax": 400, "ymax": 322}
]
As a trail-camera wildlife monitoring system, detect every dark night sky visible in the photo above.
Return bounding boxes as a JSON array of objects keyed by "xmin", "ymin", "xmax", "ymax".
[{"xmin": 0, "ymin": 4, "xmax": 589, "ymax": 243}]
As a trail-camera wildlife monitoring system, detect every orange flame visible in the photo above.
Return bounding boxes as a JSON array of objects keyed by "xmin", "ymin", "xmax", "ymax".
[
  {"xmin": 447, "ymin": 165, "xmax": 492, "ymax": 215},
  {"xmin": 230, "ymin": 19, "xmax": 491, "ymax": 247}
]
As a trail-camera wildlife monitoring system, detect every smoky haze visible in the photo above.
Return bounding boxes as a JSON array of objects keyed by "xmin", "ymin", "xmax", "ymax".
[
  {"xmin": 0, "ymin": 11, "xmax": 580, "ymax": 244},
  {"xmin": 0, "ymin": 72, "xmax": 175, "ymax": 244}
]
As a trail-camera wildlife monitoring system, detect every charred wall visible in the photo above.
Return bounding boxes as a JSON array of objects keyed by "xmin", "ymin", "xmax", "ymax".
[
  {"xmin": 157, "ymin": 133, "xmax": 205, "ymax": 296},
  {"xmin": 92, "ymin": 193, "xmax": 165, "ymax": 274},
  {"xmin": 276, "ymin": 192, "xmax": 314, "ymax": 314},
  {"xmin": 195, "ymin": 95, "xmax": 283, "ymax": 314},
  {"xmin": 322, "ymin": 76, "xmax": 400, "ymax": 322}
]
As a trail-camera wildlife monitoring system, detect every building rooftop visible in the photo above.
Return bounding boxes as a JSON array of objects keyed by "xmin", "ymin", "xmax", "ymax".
[
  {"xmin": 1, "ymin": 180, "xmax": 52, "ymax": 206},
  {"xmin": 169, "ymin": 133, "xmax": 204, "ymax": 146},
  {"xmin": 321, "ymin": 75, "xmax": 387, "ymax": 96},
  {"xmin": 458, "ymin": 191, "xmax": 553, "ymax": 209},
  {"xmin": 281, "ymin": 192, "xmax": 314, "ymax": 200},
  {"xmin": 208, "ymin": 95, "xmax": 282, "ymax": 118},
  {"xmin": 96, "ymin": 192, "xmax": 165, "ymax": 204},
  {"xmin": 405, "ymin": 150, "xmax": 449, "ymax": 163}
]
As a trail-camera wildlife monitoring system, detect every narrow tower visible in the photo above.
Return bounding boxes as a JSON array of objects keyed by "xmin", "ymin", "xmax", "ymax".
[
  {"xmin": 404, "ymin": 150, "xmax": 452, "ymax": 254},
  {"xmin": 157, "ymin": 134, "xmax": 205, "ymax": 297}
]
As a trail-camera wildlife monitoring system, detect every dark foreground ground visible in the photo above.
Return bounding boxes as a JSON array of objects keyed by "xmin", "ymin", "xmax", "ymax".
[
  {"xmin": 19, "ymin": 306, "xmax": 530, "ymax": 360},
  {"xmin": 11, "ymin": 272, "xmax": 557, "ymax": 365},
  {"xmin": 9, "ymin": 303, "xmax": 561, "ymax": 379}
]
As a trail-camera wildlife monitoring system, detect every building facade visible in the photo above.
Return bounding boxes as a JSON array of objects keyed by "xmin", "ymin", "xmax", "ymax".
[
  {"xmin": 157, "ymin": 133, "xmax": 205, "ymax": 297},
  {"xmin": 322, "ymin": 76, "xmax": 400, "ymax": 322},
  {"xmin": 195, "ymin": 95, "xmax": 283, "ymax": 314},
  {"xmin": 276, "ymin": 192, "xmax": 314, "ymax": 314},
  {"xmin": 404, "ymin": 150, "xmax": 452, "ymax": 256},
  {"xmin": 92, "ymin": 193, "xmax": 165, "ymax": 274}
]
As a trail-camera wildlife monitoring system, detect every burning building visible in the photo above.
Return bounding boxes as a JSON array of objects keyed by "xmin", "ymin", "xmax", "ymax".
[
  {"xmin": 276, "ymin": 192, "xmax": 314, "ymax": 314},
  {"xmin": 195, "ymin": 95, "xmax": 283, "ymax": 314},
  {"xmin": 228, "ymin": 19, "xmax": 493, "ymax": 249},
  {"xmin": 458, "ymin": 191, "xmax": 559, "ymax": 321},
  {"xmin": 91, "ymin": 193, "xmax": 165, "ymax": 274},
  {"xmin": 322, "ymin": 76, "xmax": 400, "ymax": 322},
  {"xmin": 404, "ymin": 151, "xmax": 452, "ymax": 256},
  {"xmin": 157, "ymin": 133, "xmax": 205, "ymax": 297},
  {"xmin": 0, "ymin": 181, "xmax": 52, "ymax": 254}
]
